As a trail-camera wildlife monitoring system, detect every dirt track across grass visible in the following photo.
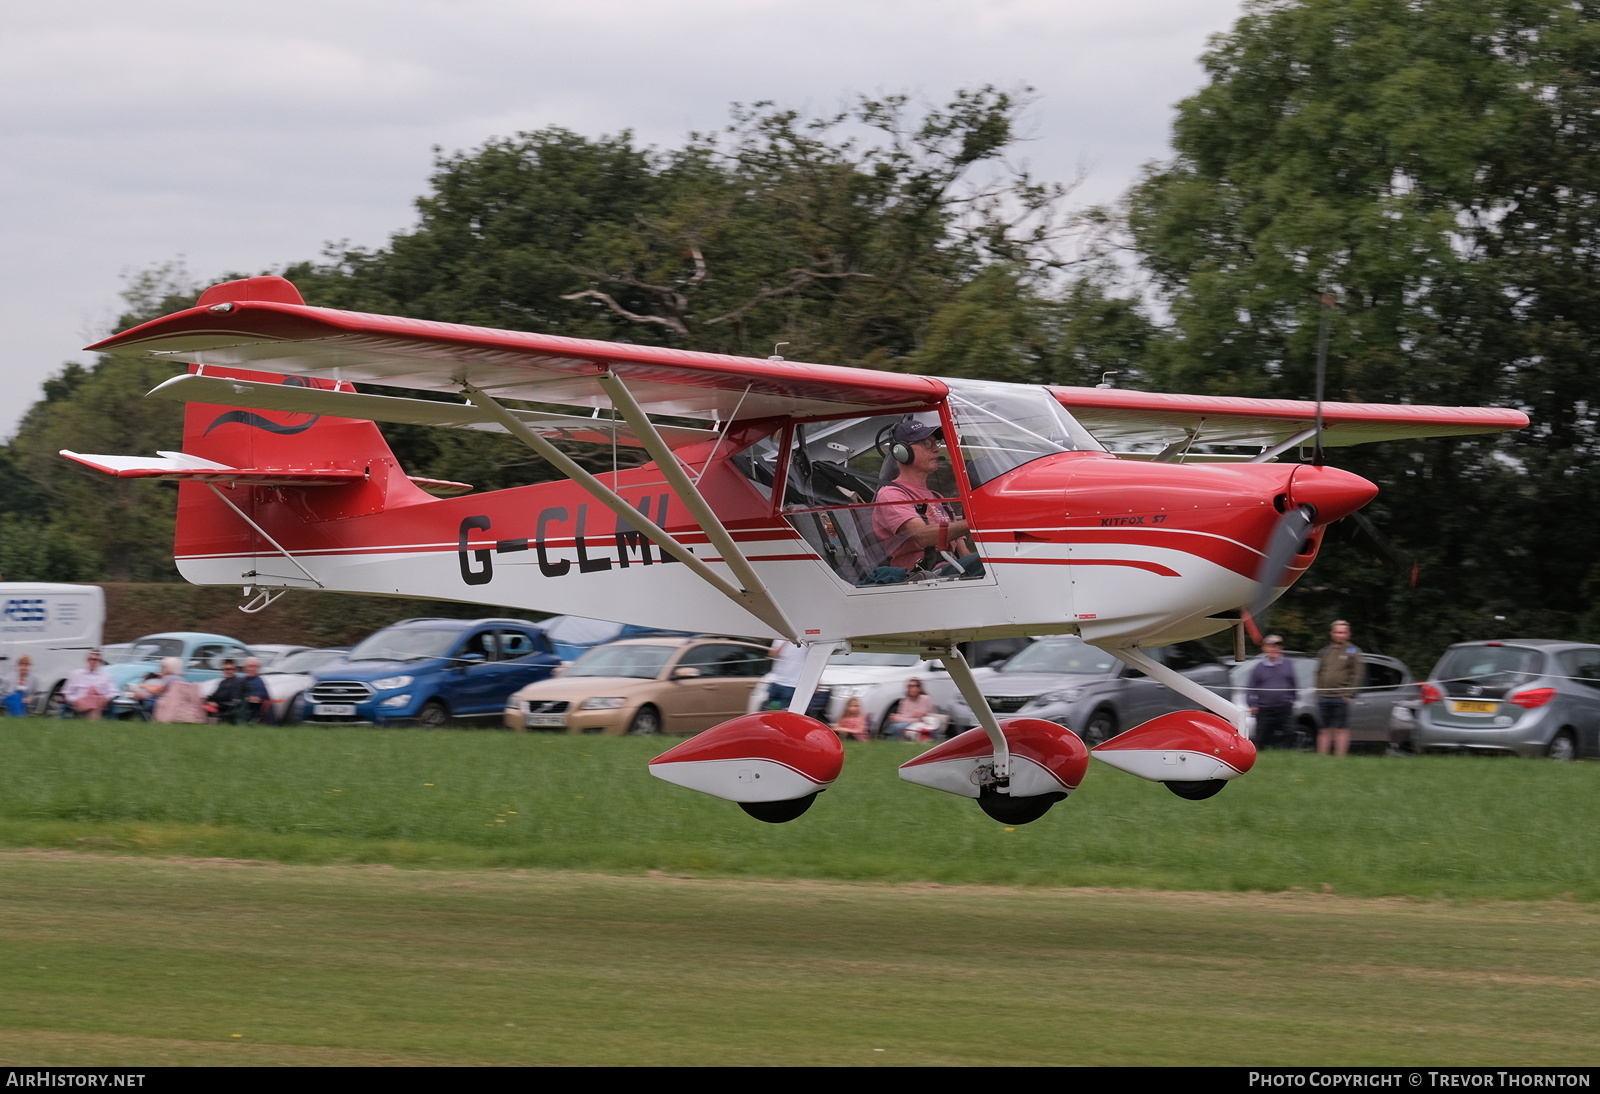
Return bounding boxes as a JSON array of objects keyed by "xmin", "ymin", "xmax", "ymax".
[{"xmin": 1, "ymin": 852, "xmax": 1595, "ymax": 1066}]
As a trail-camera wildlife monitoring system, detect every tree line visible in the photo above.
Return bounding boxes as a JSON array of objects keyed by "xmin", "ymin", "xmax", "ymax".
[{"xmin": 5, "ymin": 0, "xmax": 1597, "ymax": 670}]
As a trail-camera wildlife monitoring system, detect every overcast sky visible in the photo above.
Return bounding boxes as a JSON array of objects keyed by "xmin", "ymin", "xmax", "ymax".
[{"xmin": 0, "ymin": 0, "xmax": 1246, "ymax": 439}]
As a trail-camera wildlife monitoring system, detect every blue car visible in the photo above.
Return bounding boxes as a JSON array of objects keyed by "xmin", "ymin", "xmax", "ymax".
[{"xmin": 304, "ymin": 618, "xmax": 559, "ymax": 727}]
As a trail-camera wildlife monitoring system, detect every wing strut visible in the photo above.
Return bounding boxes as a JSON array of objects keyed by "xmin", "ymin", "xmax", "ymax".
[
  {"xmin": 461, "ymin": 381, "xmax": 799, "ymax": 642},
  {"xmin": 1250, "ymin": 426, "xmax": 1317, "ymax": 464},
  {"xmin": 937, "ymin": 647, "xmax": 1011, "ymax": 780},
  {"xmin": 1106, "ymin": 647, "xmax": 1244, "ymax": 728}
]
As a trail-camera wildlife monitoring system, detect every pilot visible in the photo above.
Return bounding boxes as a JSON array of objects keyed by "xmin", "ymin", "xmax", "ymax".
[{"xmin": 873, "ymin": 419, "xmax": 976, "ymax": 575}]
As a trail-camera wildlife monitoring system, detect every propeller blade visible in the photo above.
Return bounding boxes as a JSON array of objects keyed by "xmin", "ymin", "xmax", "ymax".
[
  {"xmin": 1247, "ymin": 505, "xmax": 1316, "ymax": 622},
  {"xmin": 1347, "ymin": 509, "xmax": 1419, "ymax": 588}
]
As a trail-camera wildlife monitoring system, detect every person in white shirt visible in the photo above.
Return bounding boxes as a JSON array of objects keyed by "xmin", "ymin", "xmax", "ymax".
[{"xmin": 62, "ymin": 651, "xmax": 118, "ymax": 719}]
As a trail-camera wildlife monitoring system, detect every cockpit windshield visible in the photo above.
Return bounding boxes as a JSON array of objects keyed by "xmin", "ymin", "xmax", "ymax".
[{"xmin": 945, "ymin": 379, "xmax": 1102, "ymax": 487}]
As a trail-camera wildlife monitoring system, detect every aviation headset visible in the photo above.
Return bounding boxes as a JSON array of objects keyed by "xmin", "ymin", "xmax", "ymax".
[{"xmin": 881, "ymin": 417, "xmax": 942, "ymax": 465}]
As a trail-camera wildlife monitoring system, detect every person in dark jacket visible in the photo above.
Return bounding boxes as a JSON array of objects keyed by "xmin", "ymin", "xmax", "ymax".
[
  {"xmin": 207, "ymin": 660, "xmax": 245, "ymax": 723},
  {"xmin": 239, "ymin": 657, "xmax": 275, "ymax": 725},
  {"xmin": 1246, "ymin": 635, "xmax": 1298, "ymax": 748}
]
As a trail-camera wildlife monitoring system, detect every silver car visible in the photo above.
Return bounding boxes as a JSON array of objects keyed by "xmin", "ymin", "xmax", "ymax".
[
  {"xmin": 948, "ymin": 637, "xmax": 1230, "ymax": 745},
  {"xmin": 1415, "ymin": 639, "xmax": 1600, "ymax": 760}
]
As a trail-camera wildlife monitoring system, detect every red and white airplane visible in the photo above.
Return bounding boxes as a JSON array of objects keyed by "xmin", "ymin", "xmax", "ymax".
[{"xmin": 66, "ymin": 276, "xmax": 1526, "ymax": 823}]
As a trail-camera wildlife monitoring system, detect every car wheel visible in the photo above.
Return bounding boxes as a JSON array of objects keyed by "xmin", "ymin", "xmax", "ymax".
[
  {"xmin": 42, "ymin": 685, "xmax": 64, "ymax": 718},
  {"xmin": 1547, "ymin": 731, "xmax": 1578, "ymax": 762},
  {"xmin": 628, "ymin": 705, "xmax": 661, "ymax": 735},
  {"xmin": 1083, "ymin": 708, "xmax": 1118, "ymax": 746},
  {"xmin": 417, "ymin": 700, "xmax": 449, "ymax": 730},
  {"xmin": 281, "ymin": 692, "xmax": 304, "ymax": 726}
]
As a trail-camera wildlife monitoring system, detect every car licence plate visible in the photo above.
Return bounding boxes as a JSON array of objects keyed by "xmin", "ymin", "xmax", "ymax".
[
  {"xmin": 1451, "ymin": 700, "xmax": 1497, "ymax": 714},
  {"xmin": 525, "ymin": 713, "xmax": 566, "ymax": 727},
  {"xmin": 315, "ymin": 704, "xmax": 357, "ymax": 717}
]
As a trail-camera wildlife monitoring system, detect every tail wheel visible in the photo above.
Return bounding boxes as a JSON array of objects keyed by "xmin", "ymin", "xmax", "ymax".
[
  {"xmin": 738, "ymin": 792, "xmax": 819, "ymax": 823},
  {"xmin": 1164, "ymin": 779, "xmax": 1227, "ymax": 800},
  {"xmin": 416, "ymin": 700, "xmax": 449, "ymax": 729},
  {"xmin": 977, "ymin": 789, "xmax": 1066, "ymax": 825},
  {"xmin": 627, "ymin": 705, "xmax": 661, "ymax": 735},
  {"xmin": 1547, "ymin": 731, "xmax": 1578, "ymax": 762}
]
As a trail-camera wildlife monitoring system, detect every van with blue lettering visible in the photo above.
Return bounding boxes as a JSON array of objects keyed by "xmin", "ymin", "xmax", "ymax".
[{"xmin": 0, "ymin": 583, "xmax": 105, "ymax": 713}]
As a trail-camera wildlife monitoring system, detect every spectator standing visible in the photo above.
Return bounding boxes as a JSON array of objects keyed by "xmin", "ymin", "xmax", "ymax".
[
  {"xmin": 1245, "ymin": 635, "xmax": 1297, "ymax": 748},
  {"xmin": 1315, "ymin": 620, "xmax": 1363, "ymax": 756},
  {"xmin": 765, "ymin": 640, "xmax": 806, "ymax": 711}
]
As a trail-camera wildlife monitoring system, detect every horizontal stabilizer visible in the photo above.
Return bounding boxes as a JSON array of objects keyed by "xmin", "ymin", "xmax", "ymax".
[
  {"xmin": 60, "ymin": 449, "xmax": 364, "ymax": 486},
  {"xmin": 147, "ymin": 373, "xmax": 719, "ymax": 449}
]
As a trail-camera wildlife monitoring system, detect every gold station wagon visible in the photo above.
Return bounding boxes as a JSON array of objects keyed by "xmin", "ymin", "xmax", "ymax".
[{"xmin": 503, "ymin": 636, "xmax": 772, "ymax": 735}]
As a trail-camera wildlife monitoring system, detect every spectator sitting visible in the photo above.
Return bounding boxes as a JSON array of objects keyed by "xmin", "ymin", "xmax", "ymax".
[
  {"xmin": 3, "ymin": 654, "xmax": 39, "ymax": 716},
  {"xmin": 239, "ymin": 657, "xmax": 276, "ymax": 725},
  {"xmin": 206, "ymin": 660, "xmax": 245, "ymax": 723},
  {"xmin": 137, "ymin": 658, "xmax": 185, "ymax": 716},
  {"xmin": 61, "ymin": 650, "xmax": 118, "ymax": 719},
  {"xmin": 831, "ymin": 696, "xmax": 869, "ymax": 741}
]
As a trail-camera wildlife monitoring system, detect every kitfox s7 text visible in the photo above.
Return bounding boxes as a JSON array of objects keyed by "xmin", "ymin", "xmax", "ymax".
[{"xmin": 66, "ymin": 277, "xmax": 1526, "ymax": 824}]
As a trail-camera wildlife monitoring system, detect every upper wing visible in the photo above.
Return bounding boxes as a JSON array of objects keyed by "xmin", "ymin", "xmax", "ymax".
[
  {"xmin": 90, "ymin": 278, "xmax": 1525, "ymax": 451},
  {"xmin": 89, "ymin": 278, "xmax": 945, "ymax": 422},
  {"xmin": 1050, "ymin": 386, "xmax": 1528, "ymax": 456}
]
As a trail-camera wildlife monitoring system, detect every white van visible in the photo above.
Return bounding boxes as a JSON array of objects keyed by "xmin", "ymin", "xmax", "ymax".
[{"xmin": 0, "ymin": 584, "xmax": 106, "ymax": 713}]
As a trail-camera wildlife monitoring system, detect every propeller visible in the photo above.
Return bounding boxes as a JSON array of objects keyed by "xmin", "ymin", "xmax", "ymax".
[{"xmin": 1244, "ymin": 503, "xmax": 1317, "ymax": 641}]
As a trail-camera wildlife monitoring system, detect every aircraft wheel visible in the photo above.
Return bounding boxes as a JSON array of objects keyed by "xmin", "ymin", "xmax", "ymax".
[
  {"xmin": 738, "ymin": 793, "xmax": 818, "ymax": 823},
  {"xmin": 977, "ymin": 789, "xmax": 1065, "ymax": 825},
  {"xmin": 416, "ymin": 700, "xmax": 450, "ymax": 730},
  {"xmin": 1164, "ymin": 779, "xmax": 1227, "ymax": 800},
  {"xmin": 627, "ymin": 704, "xmax": 661, "ymax": 736},
  {"xmin": 1083, "ymin": 708, "xmax": 1118, "ymax": 746}
]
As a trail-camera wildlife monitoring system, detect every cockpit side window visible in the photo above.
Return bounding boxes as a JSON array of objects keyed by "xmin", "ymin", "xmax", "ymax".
[{"xmin": 729, "ymin": 409, "xmax": 985, "ymax": 588}]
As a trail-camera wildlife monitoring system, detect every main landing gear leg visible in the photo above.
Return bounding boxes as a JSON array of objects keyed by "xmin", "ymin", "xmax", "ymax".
[
  {"xmin": 897, "ymin": 648, "xmax": 1086, "ymax": 824},
  {"xmin": 787, "ymin": 642, "xmax": 841, "ymax": 718}
]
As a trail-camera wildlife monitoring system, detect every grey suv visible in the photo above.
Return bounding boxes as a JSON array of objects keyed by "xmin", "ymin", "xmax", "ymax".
[
  {"xmin": 947, "ymin": 636, "xmax": 1230, "ymax": 745},
  {"xmin": 1415, "ymin": 639, "xmax": 1600, "ymax": 760}
]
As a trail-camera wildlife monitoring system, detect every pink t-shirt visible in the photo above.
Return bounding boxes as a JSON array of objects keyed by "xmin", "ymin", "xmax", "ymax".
[{"xmin": 873, "ymin": 480, "xmax": 955, "ymax": 569}]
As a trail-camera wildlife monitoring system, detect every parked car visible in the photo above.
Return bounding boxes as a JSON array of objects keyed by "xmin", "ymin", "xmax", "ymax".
[
  {"xmin": 504, "ymin": 636, "xmax": 771, "ymax": 735},
  {"xmin": 247, "ymin": 644, "xmax": 310, "ymax": 670},
  {"xmin": 1228, "ymin": 651, "xmax": 1417, "ymax": 751},
  {"xmin": 1415, "ymin": 639, "xmax": 1600, "ymax": 759},
  {"xmin": 199, "ymin": 646, "xmax": 350, "ymax": 724},
  {"xmin": 305, "ymin": 618, "xmax": 559, "ymax": 727},
  {"xmin": 947, "ymin": 636, "xmax": 1231, "ymax": 744},
  {"xmin": 101, "ymin": 632, "xmax": 253, "ymax": 718},
  {"xmin": 538, "ymin": 615, "xmax": 693, "ymax": 662},
  {"xmin": 747, "ymin": 650, "xmax": 965, "ymax": 732}
]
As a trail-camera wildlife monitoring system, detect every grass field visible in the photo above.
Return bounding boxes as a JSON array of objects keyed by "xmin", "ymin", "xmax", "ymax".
[
  {"xmin": 1, "ymin": 853, "xmax": 1596, "ymax": 1066},
  {"xmin": 1, "ymin": 719, "xmax": 1596, "ymax": 1065},
  {"xmin": 0, "ymin": 719, "xmax": 1595, "ymax": 898}
]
